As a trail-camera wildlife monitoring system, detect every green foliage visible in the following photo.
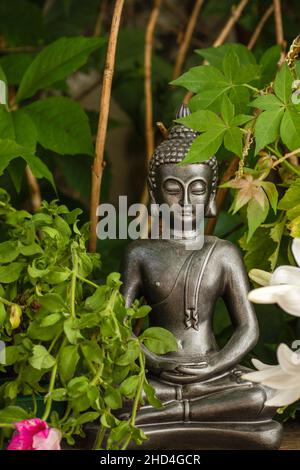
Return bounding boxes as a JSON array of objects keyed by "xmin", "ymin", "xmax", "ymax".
[
  {"xmin": 173, "ymin": 42, "xmax": 300, "ymax": 243},
  {"xmin": 0, "ymin": 35, "xmax": 104, "ymax": 195},
  {"xmin": 0, "ymin": 193, "xmax": 176, "ymax": 449}
]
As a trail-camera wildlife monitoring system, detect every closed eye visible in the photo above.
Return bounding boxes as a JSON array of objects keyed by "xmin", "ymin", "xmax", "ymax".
[
  {"xmin": 190, "ymin": 181, "xmax": 207, "ymax": 195},
  {"xmin": 163, "ymin": 179, "xmax": 182, "ymax": 194}
]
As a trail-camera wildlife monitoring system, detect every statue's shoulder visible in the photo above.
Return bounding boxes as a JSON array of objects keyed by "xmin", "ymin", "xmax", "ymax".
[
  {"xmin": 205, "ymin": 236, "xmax": 243, "ymax": 264},
  {"xmin": 123, "ymin": 239, "xmax": 161, "ymax": 260}
]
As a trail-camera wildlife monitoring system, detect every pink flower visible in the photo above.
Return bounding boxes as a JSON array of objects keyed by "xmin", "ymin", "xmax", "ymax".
[{"xmin": 7, "ymin": 418, "xmax": 61, "ymax": 450}]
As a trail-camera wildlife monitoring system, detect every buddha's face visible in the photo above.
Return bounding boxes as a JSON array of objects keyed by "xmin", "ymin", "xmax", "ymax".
[{"xmin": 153, "ymin": 163, "xmax": 214, "ymax": 232}]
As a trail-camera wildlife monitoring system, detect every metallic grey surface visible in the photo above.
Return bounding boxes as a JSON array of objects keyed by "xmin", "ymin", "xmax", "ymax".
[{"xmin": 120, "ymin": 106, "xmax": 282, "ymax": 449}]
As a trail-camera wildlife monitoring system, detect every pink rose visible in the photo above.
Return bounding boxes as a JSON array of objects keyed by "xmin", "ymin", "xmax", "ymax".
[{"xmin": 7, "ymin": 418, "xmax": 61, "ymax": 450}]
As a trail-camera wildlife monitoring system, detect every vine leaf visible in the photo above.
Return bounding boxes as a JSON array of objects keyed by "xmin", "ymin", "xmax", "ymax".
[{"xmin": 17, "ymin": 36, "xmax": 105, "ymax": 102}]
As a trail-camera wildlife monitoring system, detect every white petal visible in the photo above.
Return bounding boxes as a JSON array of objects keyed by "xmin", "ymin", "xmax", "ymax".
[
  {"xmin": 261, "ymin": 371, "xmax": 300, "ymax": 390},
  {"xmin": 252, "ymin": 358, "xmax": 278, "ymax": 370},
  {"xmin": 292, "ymin": 238, "xmax": 300, "ymax": 267},
  {"xmin": 249, "ymin": 269, "xmax": 272, "ymax": 287},
  {"xmin": 277, "ymin": 343, "xmax": 300, "ymax": 374},
  {"xmin": 276, "ymin": 286, "xmax": 300, "ymax": 316},
  {"xmin": 248, "ymin": 285, "xmax": 290, "ymax": 303},
  {"xmin": 265, "ymin": 387, "xmax": 300, "ymax": 407},
  {"xmin": 242, "ymin": 366, "xmax": 282, "ymax": 382},
  {"xmin": 271, "ymin": 266, "xmax": 300, "ymax": 286}
]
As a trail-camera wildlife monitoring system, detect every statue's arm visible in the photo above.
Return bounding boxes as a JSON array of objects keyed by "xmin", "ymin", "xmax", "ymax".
[
  {"xmin": 120, "ymin": 243, "xmax": 177, "ymax": 374},
  {"xmin": 212, "ymin": 242, "xmax": 259, "ymax": 374}
]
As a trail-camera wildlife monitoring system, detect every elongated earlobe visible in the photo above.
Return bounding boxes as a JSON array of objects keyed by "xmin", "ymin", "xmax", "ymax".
[{"xmin": 205, "ymin": 194, "xmax": 217, "ymax": 218}]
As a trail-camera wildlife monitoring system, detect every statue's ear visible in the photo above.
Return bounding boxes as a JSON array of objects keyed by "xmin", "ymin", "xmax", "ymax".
[{"xmin": 205, "ymin": 192, "xmax": 217, "ymax": 218}]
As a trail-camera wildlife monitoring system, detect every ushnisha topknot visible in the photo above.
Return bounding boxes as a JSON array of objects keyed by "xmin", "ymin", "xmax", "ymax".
[{"xmin": 148, "ymin": 103, "xmax": 218, "ymax": 193}]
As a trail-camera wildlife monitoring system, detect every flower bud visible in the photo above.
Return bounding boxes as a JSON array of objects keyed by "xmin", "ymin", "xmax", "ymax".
[{"xmin": 9, "ymin": 304, "xmax": 22, "ymax": 329}]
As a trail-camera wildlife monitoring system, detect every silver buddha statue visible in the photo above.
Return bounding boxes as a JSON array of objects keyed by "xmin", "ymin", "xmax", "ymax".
[{"xmin": 120, "ymin": 105, "xmax": 282, "ymax": 450}]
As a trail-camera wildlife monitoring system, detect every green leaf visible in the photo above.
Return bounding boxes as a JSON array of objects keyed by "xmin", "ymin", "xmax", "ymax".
[
  {"xmin": 181, "ymin": 129, "xmax": 225, "ymax": 163},
  {"xmin": 221, "ymin": 95, "xmax": 235, "ymax": 124},
  {"xmin": 39, "ymin": 293, "xmax": 65, "ymax": 312},
  {"xmin": 196, "ymin": 43, "xmax": 256, "ymax": 69},
  {"xmin": 254, "ymin": 108, "xmax": 284, "ymax": 154},
  {"xmin": 64, "ymin": 317, "xmax": 83, "ymax": 345},
  {"xmin": 224, "ymin": 127, "xmax": 243, "ymax": 157},
  {"xmin": 0, "ymin": 406, "xmax": 28, "ymax": 424},
  {"xmin": 171, "ymin": 65, "xmax": 227, "ymax": 93},
  {"xmin": 274, "ymin": 63, "xmax": 293, "ymax": 104},
  {"xmin": 260, "ymin": 181, "xmax": 278, "ymax": 213},
  {"xmin": 104, "ymin": 385, "xmax": 122, "ymax": 409},
  {"xmin": 247, "ymin": 197, "xmax": 269, "ymax": 241},
  {"xmin": 58, "ymin": 345, "xmax": 80, "ymax": 384},
  {"xmin": 176, "ymin": 109, "xmax": 224, "ymax": 132},
  {"xmin": 0, "ymin": 108, "xmax": 37, "ymax": 151},
  {"xmin": 77, "ymin": 411, "xmax": 100, "ymax": 425},
  {"xmin": 0, "ymin": 261, "xmax": 24, "ymax": 283},
  {"xmin": 24, "ymin": 97, "xmax": 93, "ymax": 155},
  {"xmin": 0, "ymin": 240, "xmax": 19, "ymax": 263},
  {"xmin": 140, "ymin": 327, "xmax": 178, "ymax": 354},
  {"xmin": 17, "ymin": 36, "xmax": 105, "ymax": 102},
  {"xmin": 51, "ymin": 388, "xmax": 67, "ymax": 401},
  {"xmin": 116, "ymin": 340, "xmax": 140, "ymax": 366},
  {"xmin": 143, "ymin": 380, "xmax": 162, "ymax": 408},
  {"xmin": 0, "ymin": 139, "xmax": 35, "ymax": 175},
  {"xmin": 250, "ymin": 94, "xmax": 283, "ymax": 111},
  {"xmin": 40, "ymin": 313, "xmax": 62, "ymax": 327},
  {"xmin": 230, "ymin": 114, "xmax": 253, "ymax": 126},
  {"xmin": 81, "ymin": 341, "xmax": 103, "ymax": 364},
  {"xmin": 24, "ymin": 153, "xmax": 55, "ymax": 190},
  {"xmin": 0, "ymin": 302, "xmax": 6, "ymax": 326},
  {"xmin": 222, "ymin": 51, "xmax": 240, "ymax": 82},
  {"xmin": 133, "ymin": 305, "xmax": 152, "ymax": 319},
  {"xmin": 120, "ymin": 374, "xmax": 140, "ymax": 399},
  {"xmin": 259, "ymin": 45, "xmax": 281, "ymax": 88},
  {"xmin": 29, "ymin": 345, "xmax": 56, "ymax": 370},
  {"xmin": 280, "ymin": 107, "xmax": 300, "ymax": 151},
  {"xmin": 189, "ymin": 88, "xmax": 227, "ymax": 112}
]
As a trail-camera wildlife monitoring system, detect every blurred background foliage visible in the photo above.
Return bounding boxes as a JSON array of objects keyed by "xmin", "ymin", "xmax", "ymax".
[{"xmin": 0, "ymin": 0, "xmax": 300, "ymax": 418}]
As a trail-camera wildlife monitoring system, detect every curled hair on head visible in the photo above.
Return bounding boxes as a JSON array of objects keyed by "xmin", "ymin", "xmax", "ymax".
[{"xmin": 148, "ymin": 104, "xmax": 218, "ymax": 197}]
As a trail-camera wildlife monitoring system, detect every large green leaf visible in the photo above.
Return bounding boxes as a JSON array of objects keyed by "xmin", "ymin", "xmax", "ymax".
[
  {"xmin": 58, "ymin": 344, "xmax": 80, "ymax": 384},
  {"xmin": 224, "ymin": 127, "xmax": 243, "ymax": 157},
  {"xmin": 182, "ymin": 129, "xmax": 225, "ymax": 163},
  {"xmin": 176, "ymin": 109, "xmax": 224, "ymax": 132},
  {"xmin": 280, "ymin": 107, "xmax": 300, "ymax": 150},
  {"xmin": 274, "ymin": 63, "xmax": 293, "ymax": 104},
  {"xmin": 247, "ymin": 197, "xmax": 269, "ymax": 241},
  {"xmin": 0, "ymin": 107, "xmax": 37, "ymax": 150},
  {"xmin": 195, "ymin": 43, "xmax": 256, "ymax": 69},
  {"xmin": 0, "ymin": 139, "xmax": 35, "ymax": 174},
  {"xmin": 171, "ymin": 65, "xmax": 228, "ymax": 93},
  {"xmin": 24, "ymin": 97, "xmax": 93, "ymax": 155},
  {"xmin": 140, "ymin": 327, "xmax": 178, "ymax": 355},
  {"xmin": 17, "ymin": 36, "xmax": 104, "ymax": 102},
  {"xmin": 254, "ymin": 108, "xmax": 284, "ymax": 154}
]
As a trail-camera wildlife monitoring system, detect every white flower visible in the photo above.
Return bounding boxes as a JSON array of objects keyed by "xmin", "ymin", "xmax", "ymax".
[
  {"xmin": 243, "ymin": 344, "xmax": 300, "ymax": 406},
  {"xmin": 248, "ymin": 238, "xmax": 300, "ymax": 316}
]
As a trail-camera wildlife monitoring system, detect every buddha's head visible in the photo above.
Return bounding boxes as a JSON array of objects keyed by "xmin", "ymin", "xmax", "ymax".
[{"xmin": 148, "ymin": 104, "xmax": 218, "ymax": 232}]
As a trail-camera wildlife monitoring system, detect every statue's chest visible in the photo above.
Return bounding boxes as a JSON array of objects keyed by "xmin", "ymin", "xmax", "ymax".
[{"xmin": 141, "ymin": 246, "xmax": 217, "ymax": 306}]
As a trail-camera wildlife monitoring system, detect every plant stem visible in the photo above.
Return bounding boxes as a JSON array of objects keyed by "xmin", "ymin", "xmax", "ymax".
[
  {"xmin": 41, "ymin": 362, "xmax": 58, "ymax": 421},
  {"xmin": 121, "ymin": 353, "xmax": 145, "ymax": 450},
  {"xmin": 0, "ymin": 296, "xmax": 14, "ymax": 307},
  {"xmin": 267, "ymin": 145, "xmax": 300, "ymax": 176},
  {"xmin": 89, "ymin": 0, "xmax": 125, "ymax": 252},
  {"xmin": 76, "ymin": 274, "xmax": 99, "ymax": 289},
  {"xmin": 243, "ymin": 83, "xmax": 260, "ymax": 93},
  {"xmin": 247, "ymin": 4, "xmax": 274, "ymax": 50},
  {"xmin": 70, "ymin": 248, "xmax": 78, "ymax": 318},
  {"xmin": 93, "ymin": 424, "xmax": 106, "ymax": 450}
]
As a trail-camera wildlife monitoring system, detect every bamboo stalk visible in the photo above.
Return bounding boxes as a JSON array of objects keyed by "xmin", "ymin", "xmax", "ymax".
[
  {"xmin": 89, "ymin": 0, "xmax": 125, "ymax": 252},
  {"xmin": 25, "ymin": 166, "xmax": 42, "ymax": 212},
  {"xmin": 247, "ymin": 4, "xmax": 274, "ymax": 50},
  {"xmin": 172, "ymin": 0, "xmax": 204, "ymax": 80},
  {"xmin": 273, "ymin": 0, "xmax": 286, "ymax": 65},
  {"xmin": 140, "ymin": 0, "xmax": 162, "ymax": 211}
]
